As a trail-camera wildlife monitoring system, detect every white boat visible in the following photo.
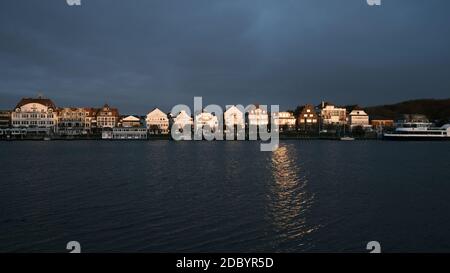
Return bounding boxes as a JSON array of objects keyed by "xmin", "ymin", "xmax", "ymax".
[
  {"xmin": 384, "ymin": 122, "xmax": 450, "ymax": 141},
  {"xmin": 339, "ymin": 123, "xmax": 354, "ymax": 141}
]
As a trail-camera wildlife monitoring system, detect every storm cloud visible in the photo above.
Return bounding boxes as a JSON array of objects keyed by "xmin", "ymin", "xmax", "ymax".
[{"xmin": 1, "ymin": 0, "xmax": 449, "ymax": 114}]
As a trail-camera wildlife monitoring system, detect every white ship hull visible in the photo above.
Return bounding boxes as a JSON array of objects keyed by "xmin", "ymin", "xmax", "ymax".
[
  {"xmin": 384, "ymin": 123, "xmax": 450, "ymax": 141},
  {"xmin": 383, "ymin": 133, "xmax": 450, "ymax": 141}
]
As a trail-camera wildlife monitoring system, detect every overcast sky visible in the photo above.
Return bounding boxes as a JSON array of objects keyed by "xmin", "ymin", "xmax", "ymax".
[{"xmin": 0, "ymin": 0, "xmax": 449, "ymax": 114}]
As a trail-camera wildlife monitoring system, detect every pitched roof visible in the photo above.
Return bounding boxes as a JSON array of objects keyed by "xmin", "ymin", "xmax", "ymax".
[
  {"xmin": 97, "ymin": 105, "xmax": 119, "ymax": 116},
  {"xmin": 175, "ymin": 110, "xmax": 192, "ymax": 120},
  {"xmin": 147, "ymin": 108, "xmax": 167, "ymax": 117},
  {"xmin": 121, "ymin": 115, "xmax": 140, "ymax": 122},
  {"xmin": 15, "ymin": 97, "xmax": 56, "ymax": 109},
  {"xmin": 84, "ymin": 108, "xmax": 98, "ymax": 117},
  {"xmin": 298, "ymin": 104, "xmax": 316, "ymax": 112},
  {"xmin": 349, "ymin": 109, "xmax": 368, "ymax": 115},
  {"xmin": 225, "ymin": 105, "xmax": 244, "ymax": 114}
]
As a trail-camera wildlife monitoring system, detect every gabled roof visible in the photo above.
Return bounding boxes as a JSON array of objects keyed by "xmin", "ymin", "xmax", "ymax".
[
  {"xmin": 96, "ymin": 105, "xmax": 119, "ymax": 116},
  {"xmin": 121, "ymin": 115, "xmax": 140, "ymax": 122},
  {"xmin": 15, "ymin": 97, "xmax": 56, "ymax": 109},
  {"xmin": 246, "ymin": 104, "xmax": 268, "ymax": 112},
  {"xmin": 147, "ymin": 108, "xmax": 167, "ymax": 117},
  {"xmin": 196, "ymin": 112, "xmax": 218, "ymax": 122},
  {"xmin": 84, "ymin": 108, "xmax": 98, "ymax": 117},
  {"xmin": 175, "ymin": 110, "xmax": 192, "ymax": 119},
  {"xmin": 349, "ymin": 109, "xmax": 368, "ymax": 116},
  {"xmin": 225, "ymin": 105, "xmax": 244, "ymax": 114},
  {"xmin": 298, "ymin": 104, "xmax": 317, "ymax": 113}
]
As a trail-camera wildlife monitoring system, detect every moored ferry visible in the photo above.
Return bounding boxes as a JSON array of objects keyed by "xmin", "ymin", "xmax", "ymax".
[{"xmin": 383, "ymin": 122, "xmax": 450, "ymax": 141}]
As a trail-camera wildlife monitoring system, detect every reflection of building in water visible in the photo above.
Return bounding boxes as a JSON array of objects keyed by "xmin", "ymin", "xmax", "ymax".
[{"xmin": 269, "ymin": 145, "xmax": 316, "ymax": 246}]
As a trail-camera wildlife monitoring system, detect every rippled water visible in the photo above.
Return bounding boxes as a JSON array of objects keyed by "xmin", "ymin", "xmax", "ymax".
[{"xmin": 0, "ymin": 140, "xmax": 449, "ymax": 252}]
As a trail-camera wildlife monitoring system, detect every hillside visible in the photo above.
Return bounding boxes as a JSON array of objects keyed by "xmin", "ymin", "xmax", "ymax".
[{"xmin": 365, "ymin": 98, "xmax": 450, "ymax": 122}]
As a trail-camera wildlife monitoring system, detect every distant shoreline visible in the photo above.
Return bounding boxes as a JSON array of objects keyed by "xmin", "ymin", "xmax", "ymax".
[{"xmin": 0, "ymin": 135, "xmax": 380, "ymax": 141}]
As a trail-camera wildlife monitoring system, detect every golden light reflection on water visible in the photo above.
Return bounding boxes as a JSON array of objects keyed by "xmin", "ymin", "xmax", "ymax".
[{"xmin": 269, "ymin": 144, "xmax": 318, "ymax": 247}]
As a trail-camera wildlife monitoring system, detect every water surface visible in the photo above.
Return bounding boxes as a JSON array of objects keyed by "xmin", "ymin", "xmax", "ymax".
[{"xmin": 0, "ymin": 140, "xmax": 449, "ymax": 252}]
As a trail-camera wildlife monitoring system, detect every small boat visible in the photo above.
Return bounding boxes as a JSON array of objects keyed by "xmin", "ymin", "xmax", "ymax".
[
  {"xmin": 339, "ymin": 123, "xmax": 354, "ymax": 141},
  {"xmin": 43, "ymin": 137, "xmax": 51, "ymax": 141}
]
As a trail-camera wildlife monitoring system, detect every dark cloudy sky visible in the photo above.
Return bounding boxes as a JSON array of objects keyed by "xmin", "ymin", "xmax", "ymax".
[{"xmin": 0, "ymin": 0, "xmax": 449, "ymax": 114}]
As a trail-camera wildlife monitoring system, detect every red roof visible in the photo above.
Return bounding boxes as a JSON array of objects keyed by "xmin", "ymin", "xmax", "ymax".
[
  {"xmin": 15, "ymin": 97, "xmax": 56, "ymax": 109},
  {"xmin": 96, "ymin": 105, "xmax": 119, "ymax": 117}
]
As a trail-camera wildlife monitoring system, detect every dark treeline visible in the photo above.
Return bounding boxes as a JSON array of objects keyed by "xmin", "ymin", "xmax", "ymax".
[{"xmin": 365, "ymin": 98, "xmax": 450, "ymax": 122}]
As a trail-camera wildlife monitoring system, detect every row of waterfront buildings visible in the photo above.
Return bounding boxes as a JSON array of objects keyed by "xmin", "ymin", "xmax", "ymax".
[{"xmin": 0, "ymin": 96, "xmax": 394, "ymax": 139}]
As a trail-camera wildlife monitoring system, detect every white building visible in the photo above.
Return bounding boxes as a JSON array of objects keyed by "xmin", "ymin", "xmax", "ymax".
[
  {"xmin": 11, "ymin": 97, "xmax": 58, "ymax": 134},
  {"xmin": 224, "ymin": 106, "xmax": 245, "ymax": 129},
  {"xmin": 172, "ymin": 110, "xmax": 193, "ymax": 133},
  {"xmin": 272, "ymin": 112, "xmax": 296, "ymax": 131},
  {"xmin": 348, "ymin": 109, "xmax": 371, "ymax": 129},
  {"xmin": 248, "ymin": 106, "xmax": 269, "ymax": 127},
  {"xmin": 195, "ymin": 112, "xmax": 220, "ymax": 134},
  {"xmin": 57, "ymin": 107, "xmax": 90, "ymax": 136},
  {"xmin": 320, "ymin": 102, "xmax": 347, "ymax": 125},
  {"xmin": 224, "ymin": 106, "xmax": 245, "ymax": 138},
  {"xmin": 84, "ymin": 108, "xmax": 98, "ymax": 132},
  {"xmin": 146, "ymin": 108, "xmax": 169, "ymax": 134},
  {"xmin": 96, "ymin": 104, "xmax": 119, "ymax": 128}
]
